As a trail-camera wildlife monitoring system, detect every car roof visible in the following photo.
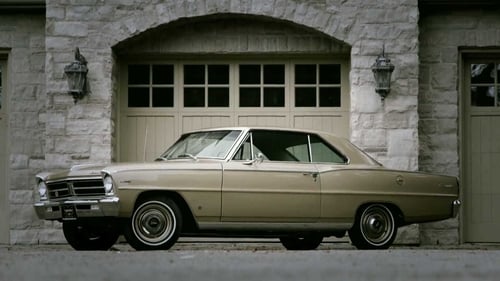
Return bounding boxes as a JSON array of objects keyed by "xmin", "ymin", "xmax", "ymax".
[
  {"xmin": 186, "ymin": 126, "xmax": 345, "ymax": 140},
  {"xmin": 183, "ymin": 127, "xmax": 381, "ymax": 166}
]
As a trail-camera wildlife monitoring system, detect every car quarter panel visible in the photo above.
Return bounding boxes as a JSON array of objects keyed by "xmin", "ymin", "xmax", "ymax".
[
  {"xmin": 317, "ymin": 165, "xmax": 459, "ymax": 224},
  {"xmin": 107, "ymin": 162, "xmax": 223, "ymax": 220}
]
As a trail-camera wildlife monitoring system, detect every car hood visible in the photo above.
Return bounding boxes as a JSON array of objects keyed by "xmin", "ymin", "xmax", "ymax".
[
  {"xmin": 37, "ymin": 160, "xmax": 223, "ymax": 181},
  {"xmin": 102, "ymin": 159, "xmax": 223, "ymax": 174},
  {"xmin": 36, "ymin": 163, "xmax": 107, "ymax": 182}
]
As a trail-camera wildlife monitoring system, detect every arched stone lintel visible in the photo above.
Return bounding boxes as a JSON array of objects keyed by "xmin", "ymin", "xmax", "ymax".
[
  {"xmin": 109, "ymin": 10, "xmax": 350, "ymax": 55},
  {"xmin": 112, "ymin": 13, "xmax": 350, "ymax": 57}
]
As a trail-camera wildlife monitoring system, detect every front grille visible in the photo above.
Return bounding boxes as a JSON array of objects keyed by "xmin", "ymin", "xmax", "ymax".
[
  {"xmin": 47, "ymin": 178, "xmax": 105, "ymax": 199},
  {"xmin": 47, "ymin": 182, "xmax": 71, "ymax": 199}
]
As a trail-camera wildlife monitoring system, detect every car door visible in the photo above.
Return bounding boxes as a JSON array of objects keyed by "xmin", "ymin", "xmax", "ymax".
[{"xmin": 221, "ymin": 130, "xmax": 321, "ymax": 222}]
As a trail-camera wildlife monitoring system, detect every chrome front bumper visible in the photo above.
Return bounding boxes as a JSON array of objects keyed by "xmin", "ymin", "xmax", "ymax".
[
  {"xmin": 34, "ymin": 197, "xmax": 120, "ymax": 220},
  {"xmin": 452, "ymin": 199, "xmax": 461, "ymax": 218}
]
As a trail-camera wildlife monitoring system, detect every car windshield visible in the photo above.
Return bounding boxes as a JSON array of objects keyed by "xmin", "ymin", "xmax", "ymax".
[{"xmin": 159, "ymin": 130, "xmax": 242, "ymax": 160}]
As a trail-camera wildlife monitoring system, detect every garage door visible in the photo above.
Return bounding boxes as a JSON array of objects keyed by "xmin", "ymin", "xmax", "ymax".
[
  {"xmin": 119, "ymin": 60, "xmax": 349, "ymax": 162},
  {"xmin": 463, "ymin": 58, "xmax": 500, "ymax": 242}
]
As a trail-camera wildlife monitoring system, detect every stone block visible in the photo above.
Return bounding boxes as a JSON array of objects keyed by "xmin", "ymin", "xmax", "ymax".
[
  {"xmin": 420, "ymin": 229, "xmax": 459, "ymax": 245},
  {"xmin": 361, "ymin": 129, "xmax": 387, "ymax": 148},
  {"xmin": 53, "ymin": 22, "xmax": 89, "ymax": 37},
  {"xmin": 53, "ymin": 137, "xmax": 91, "ymax": 154},
  {"xmin": 385, "ymin": 95, "xmax": 418, "ymax": 114},
  {"xmin": 9, "ymin": 190, "xmax": 34, "ymax": 204},
  {"xmin": 45, "ymin": 153, "xmax": 71, "ymax": 169},
  {"xmin": 10, "ymin": 229, "xmax": 39, "ymax": 244},
  {"xmin": 351, "ymin": 86, "xmax": 383, "ymax": 113},
  {"xmin": 10, "ymin": 204, "xmax": 38, "ymax": 229},
  {"xmin": 430, "ymin": 64, "xmax": 457, "ymax": 90},
  {"xmin": 395, "ymin": 224, "xmax": 420, "ymax": 245},
  {"xmin": 382, "ymin": 156, "xmax": 418, "ymax": 171},
  {"xmin": 66, "ymin": 119, "xmax": 110, "ymax": 136},
  {"xmin": 36, "ymin": 228, "xmax": 66, "ymax": 244},
  {"xmin": 388, "ymin": 129, "xmax": 418, "ymax": 157},
  {"xmin": 10, "ymin": 154, "xmax": 29, "ymax": 169},
  {"xmin": 421, "ymin": 218, "xmax": 459, "ymax": 230},
  {"xmin": 9, "ymin": 170, "xmax": 31, "ymax": 190},
  {"xmin": 383, "ymin": 112, "xmax": 410, "ymax": 129}
]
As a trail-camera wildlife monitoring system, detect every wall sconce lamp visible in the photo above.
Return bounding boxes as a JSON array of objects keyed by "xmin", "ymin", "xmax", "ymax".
[
  {"xmin": 64, "ymin": 47, "xmax": 88, "ymax": 103},
  {"xmin": 371, "ymin": 49, "xmax": 395, "ymax": 100}
]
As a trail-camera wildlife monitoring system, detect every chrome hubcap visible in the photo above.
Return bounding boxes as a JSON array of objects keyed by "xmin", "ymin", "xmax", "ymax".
[
  {"xmin": 360, "ymin": 205, "xmax": 394, "ymax": 245},
  {"xmin": 133, "ymin": 201, "xmax": 176, "ymax": 246}
]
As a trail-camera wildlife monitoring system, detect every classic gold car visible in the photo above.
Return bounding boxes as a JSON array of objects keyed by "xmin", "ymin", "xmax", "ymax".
[{"xmin": 34, "ymin": 127, "xmax": 460, "ymax": 251}]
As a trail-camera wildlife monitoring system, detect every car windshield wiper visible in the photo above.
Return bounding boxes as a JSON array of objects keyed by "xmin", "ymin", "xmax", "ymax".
[
  {"xmin": 155, "ymin": 157, "xmax": 168, "ymax": 161},
  {"xmin": 176, "ymin": 153, "xmax": 198, "ymax": 161}
]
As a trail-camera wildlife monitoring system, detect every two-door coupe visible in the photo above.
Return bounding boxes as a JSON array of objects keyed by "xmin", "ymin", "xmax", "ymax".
[{"xmin": 34, "ymin": 127, "xmax": 460, "ymax": 250}]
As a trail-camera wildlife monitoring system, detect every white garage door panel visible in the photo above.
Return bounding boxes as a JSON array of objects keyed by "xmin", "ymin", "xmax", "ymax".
[
  {"xmin": 293, "ymin": 115, "xmax": 348, "ymax": 138},
  {"xmin": 121, "ymin": 116, "xmax": 176, "ymax": 162},
  {"xmin": 466, "ymin": 116, "xmax": 500, "ymax": 241},
  {"xmin": 182, "ymin": 115, "xmax": 232, "ymax": 132},
  {"xmin": 237, "ymin": 115, "xmax": 288, "ymax": 127}
]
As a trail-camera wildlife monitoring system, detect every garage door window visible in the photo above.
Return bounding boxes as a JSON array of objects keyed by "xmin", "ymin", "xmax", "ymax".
[
  {"xmin": 239, "ymin": 64, "xmax": 285, "ymax": 107},
  {"xmin": 295, "ymin": 64, "xmax": 341, "ymax": 107},
  {"xmin": 470, "ymin": 62, "xmax": 500, "ymax": 107},
  {"xmin": 128, "ymin": 64, "xmax": 174, "ymax": 107},
  {"xmin": 184, "ymin": 64, "xmax": 230, "ymax": 107},
  {"xmin": 126, "ymin": 61, "xmax": 346, "ymax": 111}
]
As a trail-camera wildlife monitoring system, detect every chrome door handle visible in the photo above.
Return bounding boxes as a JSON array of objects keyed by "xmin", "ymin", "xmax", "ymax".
[{"xmin": 303, "ymin": 172, "xmax": 318, "ymax": 182}]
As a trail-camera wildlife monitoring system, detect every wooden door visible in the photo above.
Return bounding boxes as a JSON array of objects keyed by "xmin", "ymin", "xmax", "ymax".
[{"xmin": 463, "ymin": 57, "xmax": 500, "ymax": 242}]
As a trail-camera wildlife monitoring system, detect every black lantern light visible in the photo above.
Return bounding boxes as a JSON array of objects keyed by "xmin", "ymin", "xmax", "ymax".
[
  {"xmin": 371, "ymin": 48, "xmax": 395, "ymax": 100},
  {"xmin": 64, "ymin": 47, "xmax": 88, "ymax": 103}
]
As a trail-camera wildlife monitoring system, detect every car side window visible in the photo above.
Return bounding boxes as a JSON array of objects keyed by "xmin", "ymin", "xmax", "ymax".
[
  {"xmin": 250, "ymin": 130, "xmax": 309, "ymax": 162},
  {"xmin": 232, "ymin": 130, "xmax": 346, "ymax": 163},
  {"xmin": 309, "ymin": 134, "xmax": 346, "ymax": 164},
  {"xmin": 232, "ymin": 134, "xmax": 268, "ymax": 161}
]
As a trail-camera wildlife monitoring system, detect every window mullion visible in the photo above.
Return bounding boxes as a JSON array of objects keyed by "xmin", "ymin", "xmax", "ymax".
[
  {"xmin": 496, "ymin": 62, "xmax": 499, "ymax": 107},
  {"xmin": 316, "ymin": 64, "xmax": 320, "ymax": 108},
  {"xmin": 205, "ymin": 64, "xmax": 208, "ymax": 108},
  {"xmin": 260, "ymin": 63, "xmax": 265, "ymax": 108},
  {"xmin": 149, "ymin": 64, "xmax": 153, "ymax": 108}
]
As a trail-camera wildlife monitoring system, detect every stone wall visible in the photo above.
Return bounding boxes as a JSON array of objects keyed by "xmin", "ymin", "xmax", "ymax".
[
  {"xmin": 418, "ymin": 7, "xmax": 500, "ymax": 244},
  {"xmin": 0, "ymin": 13, "xmax": 47, "ymax": 243},
  {"xmin": 31, "ymin": 0, "xmax": 420, "ymax": 244}
]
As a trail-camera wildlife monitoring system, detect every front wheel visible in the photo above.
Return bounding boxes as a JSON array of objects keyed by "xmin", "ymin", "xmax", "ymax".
[
  {"xmin": 348, "ymin": 204, "xmax": 397, "ymax": 250},
  {"xmin": 62, "ymin": 220, "xmax": 120, "ymax": 251},
  {"xmin": 124, "ymin": 197, "xmax": 182, "ymax": 250},
  {"xmin": 280, "ymin": 235, "xmax": 323, "ymax": 250}
]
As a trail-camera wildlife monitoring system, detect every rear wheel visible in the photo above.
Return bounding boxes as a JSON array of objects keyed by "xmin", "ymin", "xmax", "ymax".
[
  {"xmin": 62, "ymin": 220, "xmax": 120, "ymax": 251},
  {"xmin": 348, "ymin": 204, "xmax": 397, "ymax": 250},
  {"xmin": 124, "ymin": 197, "xmax": 182, "ymax": 250},
  {"xmin": 280, "ymin": 235, "xmax": 323, "ymax": 250}
]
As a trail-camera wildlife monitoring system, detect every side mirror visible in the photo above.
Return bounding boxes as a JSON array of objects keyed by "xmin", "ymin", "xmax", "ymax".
[
  {"xmin": 255, "ymin": 153, "xmax": 264, "ymax": 163},
  {"xmin": 243, "ymin": 153, "xmax": 264, "ymax": 166}
]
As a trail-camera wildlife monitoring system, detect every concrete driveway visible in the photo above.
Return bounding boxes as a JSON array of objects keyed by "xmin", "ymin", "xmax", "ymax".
[{"xmin": 1, "ymin": 240, "xmax": 499, "ymax": 281}]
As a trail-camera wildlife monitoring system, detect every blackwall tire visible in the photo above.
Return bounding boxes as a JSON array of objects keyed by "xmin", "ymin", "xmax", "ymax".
[
  {"xmin": 124, "ymin": 197, "xmax": 182, "ymax": 251},
  {"xmin": 348, "ymin": 204, "xmax": 397, "ymax": 250},
  {"xmin": 62, "ymin": 220, "xmax": 120, "ymax": 251}
]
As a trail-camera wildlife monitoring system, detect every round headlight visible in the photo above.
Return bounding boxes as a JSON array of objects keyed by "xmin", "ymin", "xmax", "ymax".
[
  {"xmin": 38, "ymin": 181, "xmax": 47, "ymax": 200},
  {"xmin": 103, "ymin": 176, "xmax": 114, "ymax": 195}
]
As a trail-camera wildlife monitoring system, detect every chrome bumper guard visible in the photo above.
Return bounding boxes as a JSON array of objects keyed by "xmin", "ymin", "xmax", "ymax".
[
  {"xmin": 452, "ymin": 199, "xmax": 461, "ymax": 218},
  {"xmin": 34, "ymin": 197, "xmax": 120, "ymax": 220}
]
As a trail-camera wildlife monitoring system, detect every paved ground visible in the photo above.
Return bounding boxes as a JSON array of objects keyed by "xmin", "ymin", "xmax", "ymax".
[{"xmin": 1, "ymin": 240, "xmax": 500, "ymax": 281}]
